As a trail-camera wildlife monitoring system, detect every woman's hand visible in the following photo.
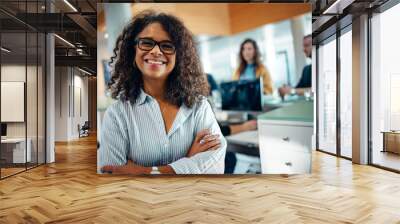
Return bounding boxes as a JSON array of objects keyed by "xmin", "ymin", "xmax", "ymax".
[
  {"xmin": 101, "ymin": 160, "xmax": 150, "ymax": 175},
  {"xmin": 187, "ymin": 129, "xmax": 221, "ymax": 157}
]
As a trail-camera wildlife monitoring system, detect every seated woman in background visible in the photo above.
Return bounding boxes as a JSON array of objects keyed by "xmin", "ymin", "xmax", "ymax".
[
  {"xmin": 232, "ymin": 38, "xmax": 273, "ymax": 95},
  {"xmin": 99, "ymin": 10, "xmax": 226, "ymax": 175}
]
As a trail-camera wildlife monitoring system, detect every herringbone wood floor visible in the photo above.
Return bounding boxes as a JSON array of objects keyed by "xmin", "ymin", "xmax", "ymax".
[{"xmin": 1, "ymin": 134, "xmax": 400, "ymax": 223}]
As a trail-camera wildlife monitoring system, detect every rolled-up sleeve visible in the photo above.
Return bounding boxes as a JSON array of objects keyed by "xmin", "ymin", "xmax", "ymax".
[
  {"xmin": 98, "ymin": 103, "xmax": 129, "ymax": 172},
  {"xmin": 169, "ymin": 99, "xmax": 226, "ymax": 174}
]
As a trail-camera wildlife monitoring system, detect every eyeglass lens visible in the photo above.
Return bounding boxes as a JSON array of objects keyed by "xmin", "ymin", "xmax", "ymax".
[{"xmin": 137, "ymin": 38, "xmax": 175, "ymax": 54}]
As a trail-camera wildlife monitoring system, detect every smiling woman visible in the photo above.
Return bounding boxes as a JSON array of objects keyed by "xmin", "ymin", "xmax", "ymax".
[
  {"xmin": 98, "ymin": 10, "xmax": 227, "ymax": 175},
  {"xmin": 232, "ymin": 38, "xmax": 273, "ymax": 95}
]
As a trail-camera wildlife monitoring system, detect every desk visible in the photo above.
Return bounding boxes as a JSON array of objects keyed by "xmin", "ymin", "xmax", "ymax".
[
  {"xmin": 225, "ymin": 131, "xmax": 259, "ymax": 157},
  {"xmin": 258, "ymin": 100, "xmax": 313, "ymax": 174},
  {"xmin": 214, "ymin": 97, "xmax": 305, "ymax": 125},
  {"xmin": 214, "ymin": 110, "xmax": 263, "ymax": 125},
  {"xmin": 1, "ymin": 138, "xmax": 32, "ymax": 164},
  {"xmin": 381, "ymin": 131, "xmax": 400, "ymax": 154},
  {"xmin": 263, "ymin": 94, "xmax": 309, "ymax": 109}
]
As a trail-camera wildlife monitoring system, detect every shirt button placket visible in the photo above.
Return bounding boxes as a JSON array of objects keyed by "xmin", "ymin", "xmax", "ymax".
[{"xmin": 164, "ymin": 137, "xmax": 171, "ymax": 163}]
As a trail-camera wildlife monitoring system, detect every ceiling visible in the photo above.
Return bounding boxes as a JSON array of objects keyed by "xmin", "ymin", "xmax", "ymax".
[
  {"xmin": 311, "ymin": 0, "xmax": 390, "ymax": 44},
  {"xmin": 3, "ymin": 0, "xmax": 393, "ymax": 74},
  {"xmin": 0, "ymin": 0, "xmax": 97, "ymax": 75}
]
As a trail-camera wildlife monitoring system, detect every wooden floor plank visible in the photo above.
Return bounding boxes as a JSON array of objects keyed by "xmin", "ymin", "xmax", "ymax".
[{"xmin": 0, "ymin": 134, "xmax": 399, "ymax": 223}]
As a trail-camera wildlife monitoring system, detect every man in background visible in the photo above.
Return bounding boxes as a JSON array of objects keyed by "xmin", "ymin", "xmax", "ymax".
[{"xmin": 278, "ymin": 34, "xmax": 312, "ymax": 97}]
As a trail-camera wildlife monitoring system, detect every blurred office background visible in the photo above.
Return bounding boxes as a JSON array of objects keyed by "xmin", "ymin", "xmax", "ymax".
[{"xmin": 97, "ymin": 3, "xmax": 311, "ymax": 110}]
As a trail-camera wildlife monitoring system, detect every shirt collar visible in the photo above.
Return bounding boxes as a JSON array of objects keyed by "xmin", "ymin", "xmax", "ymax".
[
  {"xmin": 166, "ymin": 102, "xmax": 194, "ymax": 137},
  {"xmin": 137, "ymin": 88, "xmax": 152, "ymax": 105},
  {"xmin": 137, "ymin": 88, "xmax": 201, "ymax": 137},
  {"xmin": 179, "ymin": 102, "xmax": 193, "ymax": 119},
  {"xmin": 137, "ymin": 88, "xmax": 195, "ymax": 131}
]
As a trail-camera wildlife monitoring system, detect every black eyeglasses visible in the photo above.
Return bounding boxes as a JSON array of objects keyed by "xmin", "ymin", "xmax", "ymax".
[{"xmin": 134, "ymin": 38, "xmax": 176, "ymax": 55}]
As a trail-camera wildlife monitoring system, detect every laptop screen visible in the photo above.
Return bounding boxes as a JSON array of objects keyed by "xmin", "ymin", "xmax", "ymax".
[{"xmin": 220, "ymin": 78, "xmax": 263, "ymax": 111}]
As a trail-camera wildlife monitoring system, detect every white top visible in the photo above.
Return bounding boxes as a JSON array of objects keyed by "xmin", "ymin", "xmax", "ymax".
[{"xmin": 98, "ymin": 89, "xmax": 227, "ymax": 174}]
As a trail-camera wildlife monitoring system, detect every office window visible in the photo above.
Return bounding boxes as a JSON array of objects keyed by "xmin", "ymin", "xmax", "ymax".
[
  {"xmin": 1, "ymin": 32, "xmax": 28, "ymax": 178},
  {"xmin": 339, "ymin": 29, "xmax": 352, "ymax": 158},
  {"xmin": 317, "ymin": 36, "xmax": 337, "ymax": 154},
  {"xmin": 0, "ymin": 1, "xmax": 46, "ymax": 179},
  {"xmin": 371, "ymin": 3, "xmax": 400, "ymax": 171}
]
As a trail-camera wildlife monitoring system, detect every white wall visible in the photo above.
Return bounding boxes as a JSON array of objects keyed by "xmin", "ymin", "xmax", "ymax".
[
  {"xmin": 1, "ymin": 64, "xmax": 26, "ymax": 81},
  {"xmin": 55, "ymin": 67, "xmax": 89, "ymax": 141},
  {"xmin": 1, "ymin": 65, "xmax": 26, "ymax": 130},
  {"xmin": 1, "ymin": 63, "xmax": 46, "ymax": 164},
  {"xmin": 1, "ymin": 65, "xmax": 36, "ymax": 137},
  {"xmin": 290, "ymin": 15, "xmax": 307, "ymax": 86},
  {"xmin": 71, "ymin": 73, "xmax": 89, "ymax": 139},
  {"xmin": 55, "ymin": 67, "xmax": 68, "ymax": 141}
]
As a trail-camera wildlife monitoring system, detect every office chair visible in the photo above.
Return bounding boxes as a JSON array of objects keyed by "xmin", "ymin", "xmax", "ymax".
[{"xmin": 78, "ymin": 121, "xmax": 90, "ymax": 138}]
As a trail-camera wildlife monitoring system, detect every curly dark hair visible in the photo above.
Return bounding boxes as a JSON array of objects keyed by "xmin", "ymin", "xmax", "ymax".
[
  {"xmin": 108, "ymin": 10, "xmax": 209, "ymax": 108},
  {"xmin": 237, "ymin": 38, "xmax": 263, "ymax": 76}
]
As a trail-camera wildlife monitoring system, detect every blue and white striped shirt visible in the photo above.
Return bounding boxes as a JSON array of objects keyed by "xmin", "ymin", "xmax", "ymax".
[{"xmin": 98, "ymin": 89, "xmax": 226, "ymax": 174}]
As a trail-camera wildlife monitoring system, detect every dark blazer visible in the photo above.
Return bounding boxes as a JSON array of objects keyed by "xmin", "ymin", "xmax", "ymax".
[{"xmin": 296, "ymin": 64, "xmax": 312, "ymax": 88}]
